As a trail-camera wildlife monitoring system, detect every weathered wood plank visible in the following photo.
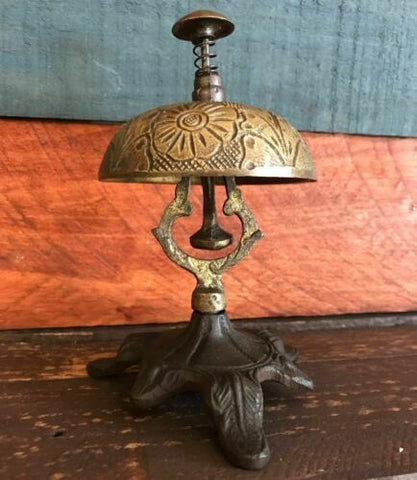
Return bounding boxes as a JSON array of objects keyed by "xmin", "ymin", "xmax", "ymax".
[
  {"xmin": 1, "ymin": 119, "xmax": 417, "ymax": 328},
  {"xmin": 1, "ymin": 0, "xmax": 416, "ymax": 136},
  {"xmin": 1, "ymin": 325, "xmax": 416, "ymax": 382},
  {"xmin": 0, "ymin": 326, "xmax": 416, "ymax": 479}
]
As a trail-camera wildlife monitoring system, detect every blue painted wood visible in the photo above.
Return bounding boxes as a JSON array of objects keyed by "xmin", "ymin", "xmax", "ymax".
[{"xmin": 0, "ymin": 0, "xmax": 416, "ymax": 136}]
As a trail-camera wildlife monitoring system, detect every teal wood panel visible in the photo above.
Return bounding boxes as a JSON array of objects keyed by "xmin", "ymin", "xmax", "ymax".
[{"xmin": 1, "ymin": 0, "xmax": 416, "ymax": 136}]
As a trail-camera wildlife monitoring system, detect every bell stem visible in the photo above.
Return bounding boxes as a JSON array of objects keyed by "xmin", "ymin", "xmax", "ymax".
[
  {"xmin": 202, "ymin": 176, "xmax": 217, "ymax": 229},
  {"xmin": 190, "ymin": 177, "xmax": 233, "ymax": 250}
]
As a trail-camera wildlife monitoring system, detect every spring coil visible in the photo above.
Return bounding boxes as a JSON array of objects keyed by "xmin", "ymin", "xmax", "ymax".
[{"xmin": 193, "ymin": 38, "xmax": 217, "ymax": 76}]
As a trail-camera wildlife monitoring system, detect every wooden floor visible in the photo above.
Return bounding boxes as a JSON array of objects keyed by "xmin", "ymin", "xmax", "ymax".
[{"xmin": 1, "ymin": 321, "xmax": 416, "ymax": 480}]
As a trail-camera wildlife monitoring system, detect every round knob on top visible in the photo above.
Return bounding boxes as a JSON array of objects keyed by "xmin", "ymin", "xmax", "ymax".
[{"xmin": 172, "ymin": 10, "xmax": 234, "ymax": 43}]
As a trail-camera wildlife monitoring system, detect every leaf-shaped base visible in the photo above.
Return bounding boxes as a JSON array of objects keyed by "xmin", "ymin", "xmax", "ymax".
[
  {"xmin": 86, "ymin": 311, "xmax": 313, "ymax": 470},
  {"xmin": 207, "ymin": 373, "xmax": 269, "ymax": 469}
]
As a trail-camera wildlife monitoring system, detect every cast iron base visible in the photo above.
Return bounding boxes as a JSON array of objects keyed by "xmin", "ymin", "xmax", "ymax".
[{"xmin": 87, "ymin": 311, "xmax": 313, "ymax": 470}]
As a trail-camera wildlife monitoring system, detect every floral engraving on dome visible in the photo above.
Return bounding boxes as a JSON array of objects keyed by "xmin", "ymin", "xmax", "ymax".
[
  {"xmin": 177, "ymin": 111, "xmax": 209, "ymax": 131},
  {"xmin": 153, "ymin": 103, "xmax": 237, "ymax": 163},
  {"xmin": 102, "ymin": 101, "xmax": 315, "ymax": 181}
]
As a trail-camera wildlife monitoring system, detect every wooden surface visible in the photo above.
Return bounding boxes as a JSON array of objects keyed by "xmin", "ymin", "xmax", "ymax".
[
  {"xmin": 1, "ymin": 118, "xmax": 417, "ymax": 329},
  {"xmin": 1, "ymin": 322, "xmax": 416, "ymax": 479},
  {"xmin": 1, "ymin": 0, "xmax": 416, "ymax": 136}
]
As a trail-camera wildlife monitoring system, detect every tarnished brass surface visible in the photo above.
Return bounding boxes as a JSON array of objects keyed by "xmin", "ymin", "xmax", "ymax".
[
  {"xmin": 172, "ymin": 10, "xmax": 234, "ymax": 43},
  {"xmin": 193, "ymin": 72, "xmax": 225, "ymax": 102},
  {"xmin": 99, "ymin": 101, "xmax": 316, "ymax": 184},
  {"xmin": 152, "ymin": 177, "xmax": 263, "ymax": 313}
]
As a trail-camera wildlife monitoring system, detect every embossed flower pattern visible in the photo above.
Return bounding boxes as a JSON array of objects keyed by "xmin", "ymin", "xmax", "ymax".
[{"xmin": 153, "ymin": 103, "xmax": 237, "ymax": 162}]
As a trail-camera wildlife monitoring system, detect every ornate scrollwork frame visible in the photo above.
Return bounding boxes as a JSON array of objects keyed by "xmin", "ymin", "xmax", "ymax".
[{"xmin": 152, "ymin": 176, "xmax": 263, "ymax": 312}]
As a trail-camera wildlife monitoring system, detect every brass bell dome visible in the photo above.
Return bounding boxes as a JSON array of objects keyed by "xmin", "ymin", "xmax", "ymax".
[
  {"xmin": 99, "ymin": 101, "xmax": 316, "ymax": 184},
  {"xmin": 99, "ymin": 10, "xmax": 315, "ymax": 185}
]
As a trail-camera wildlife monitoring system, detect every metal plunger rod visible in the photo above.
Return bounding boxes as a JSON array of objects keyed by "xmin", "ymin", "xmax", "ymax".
[
  {"xmin": 172, "ymin": 9, "xmax": 233, "ymax": 102},
  {"xmin": 199, "ymin": 38, "xmax": 212, "ymax": 73},
  {"xmin": 181, "ymin": 19, "xmax": 231, "ymax": 250},
  {"xmin": 201, "ymin": 177, "xmax": 218, "ymax": 230},
  {"xmin": 192, "ymin": 37, "xmax": 225, "ymax": 102},
  {"xmin": 190, "ymin": 177, "xmax": 233, "ymax": 250}
]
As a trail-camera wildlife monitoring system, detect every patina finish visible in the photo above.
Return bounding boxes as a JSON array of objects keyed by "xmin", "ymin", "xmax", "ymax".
[
  {"xmin": 172, "ymin": 10, "xmax": 235, "ymax": 43},
  {"xmin": 152, "ymin": 176, "xmax": 263, "ymax": 313},
  {"xmin": 88, "ymin": 9, "xmax": 316, "ymax": 471},
  {"xmin": 99, "ymin": 101, "xmax": 316, "ymax": 184},
  {"xmin": 88, "ymin": 311, "xmax": 312, "ymax": 470}
]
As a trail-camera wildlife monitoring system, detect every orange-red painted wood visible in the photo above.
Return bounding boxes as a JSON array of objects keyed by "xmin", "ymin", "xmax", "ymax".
[{"xmin": 0, "ymin": 119, "xmax": 416, "ymax": 329}]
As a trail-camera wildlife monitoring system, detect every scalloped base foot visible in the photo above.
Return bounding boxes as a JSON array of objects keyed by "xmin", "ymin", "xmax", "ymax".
[{"xmin": 87, "ymin": 311, "xmax": 313, "ymax": 470}]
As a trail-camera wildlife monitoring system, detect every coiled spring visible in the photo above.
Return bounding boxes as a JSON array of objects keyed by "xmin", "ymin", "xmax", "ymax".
[{"xmin": 193, "ymin": 38, "xmax": 217, "ymax": 76}]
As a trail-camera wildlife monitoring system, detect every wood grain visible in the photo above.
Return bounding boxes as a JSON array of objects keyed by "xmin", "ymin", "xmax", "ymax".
[
  {"xmin": 1, "ymin": 0, "xmax": 416, "ymax": 136},
  {"xmin": 2, "ymin": 325, "xmax": 417, "ymax": 382},
  {"xmin": 0, "ymin": 118, "xmax": 416, "ymax": 329},
  {"xmin": 1, "ymin": 324, "xmax": 416, "ymax": 479}
]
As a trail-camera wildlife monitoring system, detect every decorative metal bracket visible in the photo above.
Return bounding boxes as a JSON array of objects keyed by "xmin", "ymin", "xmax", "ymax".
[{"xmin": 152, "ymin": 176, "xmax": 263, "ymax": 313}]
